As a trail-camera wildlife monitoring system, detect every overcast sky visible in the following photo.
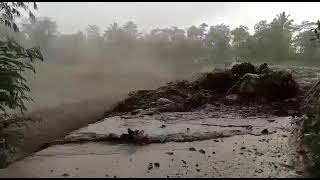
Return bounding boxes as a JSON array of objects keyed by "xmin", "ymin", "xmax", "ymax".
[{"xmin": 34, "ymin": 2, "xmax": 320, "ymax": 35}]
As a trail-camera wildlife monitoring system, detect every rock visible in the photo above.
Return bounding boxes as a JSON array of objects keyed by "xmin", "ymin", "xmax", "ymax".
[
  {"xmin": 213, "ymin": 139, "xmax": 219, "ymax": 142},
  {"xmin": 255, "ymin": 169, "xmax": 264, "ymax": 173},
  {"xmin": 261, "ymin": 129, "xmax": 269, "ymax": 134},
  {"xmin": 154, "ymin": 162, "xmax": 160, "ymax": 167},
  {"xmin": 62, "ymin": 173, "xmax": 69, "ymax": 177},
  {"xmin": 143, "ymin": 110, "xmax": 155, "ymax": 115},
  {"xmin": 148, "ymin": 163, "xmax": 153, "ymax": 170},
  {"xmin": 225, "ymin": 94, "xmax": 240, "ymax": 102},
  {"xmin": 238, "ymin": 73, "xmax": 260, "ymax": 95},
  {"xmin": 212, "ymin": 151, "xmax": 216, "ymax": 154},
  {"xmin": 122, "ymin": 116, "xmax": 132, "ymax": 119},
  {"xmin": 182, "ymin": 160, "xmax": 187, "ymax": 164},
  {"xmin": 158, "ymin": 102, "xmax": 185, "ymax": 112},
  {"xmin": 157, "ymin": 98, "xmax": 174, "ymax": 105},
  {"xmin": 199, "ymin": 149, "xmax": 206, "ymax": 154},
  {"xmin": 255, "ymin": 152, "xmax": 264, "ymax": 156},
  {"xmin": 226, "ymin": 73, "xmax": 260, "ymax": 98},
  {"xmin": 231, "ymin": 62, "xmax": 257, "ymax": 79},
  {"xmin": 131, "ymin": 109, "xmax": 143, "ymax": 115},
  {"xmin": 160, "ymin": 124, "xmax": 166, "ymax": 128},
  {"xmin": 240, "ymin": 146, "xmax": 246, "ymax": 150},
  {"xmin": 189, "ymin": 147, "xmax": 196, "ymax": 151},
  {"xmin": 165, "ymin": 152, "xmax": 174, "ymax": 155}
]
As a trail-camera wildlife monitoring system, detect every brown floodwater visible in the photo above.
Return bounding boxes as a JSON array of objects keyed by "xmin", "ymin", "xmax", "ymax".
[{"xmin": 0, "ymin": 103, "xmax": 304, "ymax": 178}]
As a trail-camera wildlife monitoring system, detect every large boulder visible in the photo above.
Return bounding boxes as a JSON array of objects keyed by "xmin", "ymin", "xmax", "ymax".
[
  {"xmin": 156, "ymin": 98, "xmax": 174, "ymax": 105},
  {"xmin": 227, "ymin": 69, "xmax": 300, "ymax": 101},
  {"xmin": 226, "ymin": 73, "xmax": 260, "ymax": 98},
  {"xmin": 231, "ymin": 62, "xmax": 257, "ymax": 79}
]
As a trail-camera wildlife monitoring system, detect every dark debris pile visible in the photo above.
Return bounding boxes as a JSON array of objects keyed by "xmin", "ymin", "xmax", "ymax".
[{"xmin": 107, "ymin": 62, "xmax": 303, "ymax": 117}]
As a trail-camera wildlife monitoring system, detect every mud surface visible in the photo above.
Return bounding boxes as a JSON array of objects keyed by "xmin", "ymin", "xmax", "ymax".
[{"xmin": 0, "ymin": 102, "xmax": 305, "ymax": 178}]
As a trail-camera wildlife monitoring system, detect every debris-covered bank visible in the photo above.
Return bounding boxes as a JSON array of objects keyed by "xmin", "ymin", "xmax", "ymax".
[
  {"xmin": 107, "ymin": 62, "xmax": 303, "ymax": 118},
  {"xmin": 0, "ymin": 62, "xmax": 317, "ymax": 178}
]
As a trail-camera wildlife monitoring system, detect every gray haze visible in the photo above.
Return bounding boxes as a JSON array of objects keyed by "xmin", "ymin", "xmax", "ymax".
[
  {"xmin": 35, "ymin": 2, "xmax": 320, "ymax": 34},
  {"xmin": 5, "ymin": 2, "xmax": 319, "ymax": 114}
]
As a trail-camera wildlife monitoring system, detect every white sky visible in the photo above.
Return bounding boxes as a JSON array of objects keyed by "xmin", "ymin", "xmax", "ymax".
[{"xmin": 34, "ymin": 2, "xmax": 320, "ymax": 35}]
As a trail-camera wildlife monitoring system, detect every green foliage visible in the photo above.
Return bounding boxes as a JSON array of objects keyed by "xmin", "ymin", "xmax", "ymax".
[
  {"xmin": 205, "ymin": 24, "xmax": 232, "ymax": 62},
  {"xmin": 195, "ymin": 70, "xmax": 235, "ymax": 93},
  {"xmin": 17, "ymin": 11, "xmax": 320, "ymax": 77},
  {"xmin": 258, "ymin": 69, "xmax": 299, "ymax": 100},
  {"xmin": 0, "ymin": 39, "xmax": 43, "ymax": 113},
  {"xmin": 0, "ymin": 2, "xmax": 43, "ymax": 114},
  {"xmin": 310, "ymin": 20, "xmax": 320, "ymax": 41},
  {"xmin": 21, "ymin": 17, "xmax": 58, "ymax": 50},
  {"xmin": 0, "ymin": 2, "xmax": 37, "ymax": 33},
  {"xmin": 0, "ymin": 1, "xmax": 42, "ymax": 168}
]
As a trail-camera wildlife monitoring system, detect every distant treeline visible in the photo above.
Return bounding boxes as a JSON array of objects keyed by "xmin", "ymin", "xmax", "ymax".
[{"xmin": 1, "ymin": 11, "xmax": 319, "ymax": 75}]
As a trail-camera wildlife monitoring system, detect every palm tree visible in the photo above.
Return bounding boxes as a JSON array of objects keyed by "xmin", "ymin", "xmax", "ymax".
[
  {"xmin": 272, "ymin": 12, "xmax": 295, "ymax": 32},
  {"xmin": 103, "ymin": 22, "xmax": 122, "ymax": 41}
]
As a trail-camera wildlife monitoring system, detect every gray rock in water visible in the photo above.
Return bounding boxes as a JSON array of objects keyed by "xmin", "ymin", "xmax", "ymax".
[
  {"xmin": 141, "ymin": 110, "xmax": 155, "ymax": 116},
  {"xmin": 225, "ymin": 94, "xmax": 240, "ymax": 102},
  {"xmin": 131, "ymin": 109, "xmax": 143, "ymax": 115},
  {"xmin": 226, "ymin": 73, "xmax": 260, "ymax": 97},
  {"xmin": 159, "ymin": 102, "xmax": 184, "ymax": 112},
  {"xmin": 238, "ymin": 73, "xmax": 260, "ymax": 95},
  {"xmin": 156, "ymin": 98, "xmax": 174, "ymax": 105}
]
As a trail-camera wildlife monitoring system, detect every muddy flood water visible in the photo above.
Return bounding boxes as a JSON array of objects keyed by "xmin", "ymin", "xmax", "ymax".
[
  {"xmin": 0, "ymin": 103, "xmax": 305, "ymax": 178},
  {"xmin": 0, "ymin": 65, "xmax": 319, "ymax": 178}
]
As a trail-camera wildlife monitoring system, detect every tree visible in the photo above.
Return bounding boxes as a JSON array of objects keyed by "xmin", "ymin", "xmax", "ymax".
[
  {"xmin": 231, "ymin": 25, "xmax": 250, "ymax": 46},
  {"xmin": 0, "ymin": 2, "xmax": 43, "ymax": 114},
  {"xmin": 122, "ymin": 21, "xmax": 140, "ymax": 40},
  {"xmin": 310, "ymin": 20, "xmax": 320, "ymax": 41},
  {"xmin": 205, "ymin": 24, "xmax": 232, "ymax": 62},
  {"xmin": 269, "ymin": 12, "xmax": 297, "ymax": 60},
  {"xmin": 250, "ymin": 12, "xmax": 297, "ymax": 62},
  {"xmin": 103, "ymin": 22, "xmax": 126, "ymax": 44},
  {"xmin": 186, "ymin": 25, "xmax": 200, "ymax": 41},
  {"xmin": 21, "ymin": 17, "xmax": 58, "ymax": 50},
  {"xmin": 231, "ymin": 25, "xmax": 250, "ymax": 60},
  {"xmin": 186, "ymin": 23, "xmax": 208, "ymax": 41},
  {"xmin": 293, "ymin": 21, "xmax": 317, "ymax": 54},
  {"xmin": 199, "ymin": 23, "xmax": 208, "ymax": 40},
  {"xmin": 86, "ymin": 25, "xmax": 100, "ymax": 41},
  {"xmin": 292, "ymin": 20, "xmax": 320, "ymax": 61},
  {"xmin": 168, "ymin": 26, "xmax": 186, "ymax": 43}
]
